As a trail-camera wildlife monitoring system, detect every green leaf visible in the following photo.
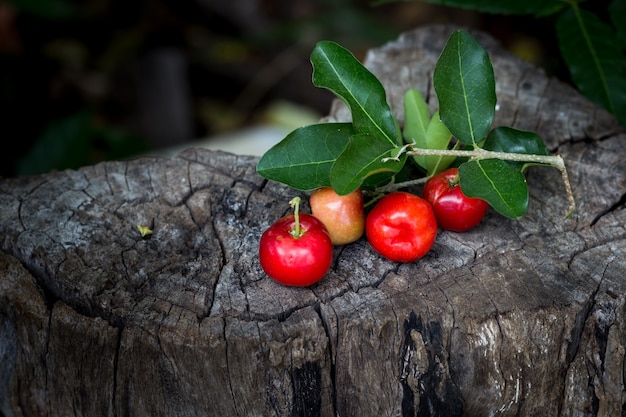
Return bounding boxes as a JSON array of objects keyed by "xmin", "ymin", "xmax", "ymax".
[
  {"xmin": 256, "ymin": 123, "xmax": 355, "ymax": 191},
  {"xmin": 330, "ymin": 133, "xmax": 405, "ymax": 195},
  {"xmin": 311, "ymin": 40, "xmax": 401, "ymax": 146},
  {"xmin": 433, "ymin": 30, "xmax": 497, "ymax": 146},
  {"xmin": 483, "ymin": 126, "xmax": 550, "ymax": 170},
  {"xmin": 609, "ymin": 0, "xmax": 626, "ymax": 49},
  {"xmin": 371, "ymin": 0, "xmax": 564, "ymax": 16},
  {"xmin": 403, "ymin": 88, "xmax": 431, "ymax": 170},
  {"xmin": 484, "ymin": 126, "xmax": 550, "ymax": 155},
  {"xmin": 403, "ymin": 90, "xmax": 455, "ymax": 175},
  {"xmin": 423, "ymin": 111, "xmax": 455, "ymax": 175},
  {"xmin": 556, "ymin": 7, "xmax": 626, "ymax": 127},
  {"xmin": 459, "ymin": 159, "xmax": 528, "ymax": 219}
]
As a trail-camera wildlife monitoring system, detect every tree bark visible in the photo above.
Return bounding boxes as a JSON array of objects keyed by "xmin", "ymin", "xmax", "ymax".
[{"xmin": 1, "ymin": 24, "xmax": 625, "ymax": 417}]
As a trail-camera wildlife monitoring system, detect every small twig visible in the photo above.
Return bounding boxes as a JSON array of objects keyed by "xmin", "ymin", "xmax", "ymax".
[
  {"xmin": 377, "ymin": 176, "xmax": 429, "ymax": 193},
  {"xmin": 407, "ymin": 147, "xmax": 562, "ymax": 165},
  {"xmin": 385, "ymin": 147, "xmax": 577, "ymax": 218}
]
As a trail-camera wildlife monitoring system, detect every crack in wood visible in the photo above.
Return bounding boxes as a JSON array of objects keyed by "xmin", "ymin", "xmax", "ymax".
[{"xmin": 591, "ymin": 192, "xmax": 626, "ymax": 227}]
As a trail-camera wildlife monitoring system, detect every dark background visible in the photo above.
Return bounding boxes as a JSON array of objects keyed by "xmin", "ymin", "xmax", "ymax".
[{"xmin": 0, "ymin": 0, "xmax": 564, "ymax": 178}]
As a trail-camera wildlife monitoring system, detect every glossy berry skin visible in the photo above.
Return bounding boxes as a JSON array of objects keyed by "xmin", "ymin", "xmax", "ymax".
[
  {"xmin": 422, "ymin": 167, "xmax": 489, "ymax": 232},
  {"xmin": 310, "ymin": 187, "xmax": 365, "ymax": 245},
  {"xmin": 365, "ymin": 191, "xmax": 437, "ymax": 263},
  {"xmin": 259, "ymin": 213, "xmax": 333, "ymax": 286}
]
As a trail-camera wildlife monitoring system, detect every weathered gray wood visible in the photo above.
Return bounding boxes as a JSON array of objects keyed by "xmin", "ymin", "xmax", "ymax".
[{"xmin": 1, "ymin": 24, "xmax": 625, "ymax": 417}]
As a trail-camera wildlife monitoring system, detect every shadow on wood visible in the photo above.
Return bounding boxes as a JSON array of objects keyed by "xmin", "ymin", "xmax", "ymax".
[{"xmin": 1, "ymin": 24, "xmax": 625, "ymax": 417}]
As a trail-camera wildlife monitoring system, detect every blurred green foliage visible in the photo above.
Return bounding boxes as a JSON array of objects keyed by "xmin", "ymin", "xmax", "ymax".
[
  {"xmin": 376, "ymin": 0, "xmax": 626, "ymax": 129},
  {"xmin": 0, "ymin": 0, "xmax": 406, "ymax": 178},
  {"xmin": 7, "ymin": 0, "xmax": 75, "ymax": 20},
  {"xmin": 4, "ymin": 0, "xmax": 613, "ymax": 178},
  {"xmin": 15, "ymin": 109, "xmax": 148, "ymax": 176}
]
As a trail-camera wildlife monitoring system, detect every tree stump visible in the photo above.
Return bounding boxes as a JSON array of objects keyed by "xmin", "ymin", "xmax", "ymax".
[{"xmin": 1, "ymin": 24, "xmax": 625, "ymax": 417}]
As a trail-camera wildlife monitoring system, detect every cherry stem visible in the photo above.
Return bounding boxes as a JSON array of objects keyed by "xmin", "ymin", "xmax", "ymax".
[{"xmin": 289, "ymin": 196, "xmax": 302, "ymax": 238}]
